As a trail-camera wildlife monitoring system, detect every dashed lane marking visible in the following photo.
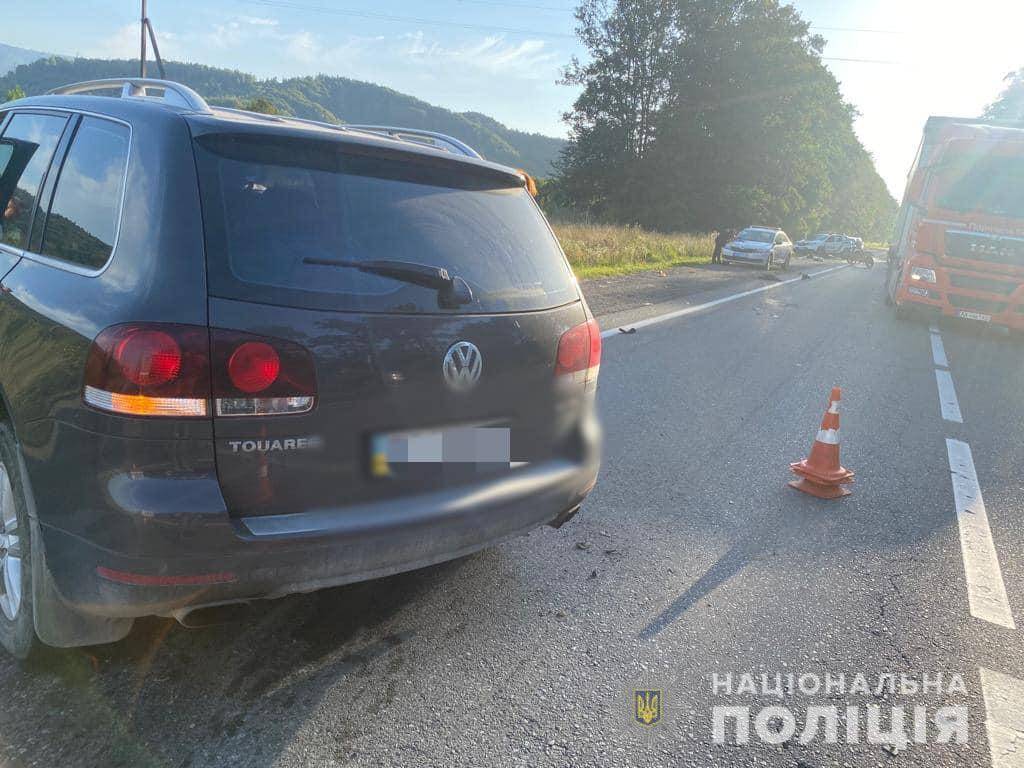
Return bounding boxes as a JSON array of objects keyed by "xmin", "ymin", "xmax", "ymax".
[
  {"xmin": 935, "ymin": 369, "xmax": 964, "ymax": 423},
  {"xmin": 946, "ymin": 439, "xmax": 1016, "ymax": 630},
  {"xmin": 980, "ymin": 668, "xmax": 1024, "ymax": 767},
  {"xmin": 931, "ymin": 331, "xmax": 949, "ymax": 368}
]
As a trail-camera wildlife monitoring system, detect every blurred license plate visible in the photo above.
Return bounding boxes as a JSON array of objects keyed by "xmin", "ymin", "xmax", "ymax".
[
  {"xmin": 958, "ymin": 311, "xmax": 991, "ymax": 322},
  {"xmin": 369, "ymin": 426, "xmax": 512, "ymax": 478}
]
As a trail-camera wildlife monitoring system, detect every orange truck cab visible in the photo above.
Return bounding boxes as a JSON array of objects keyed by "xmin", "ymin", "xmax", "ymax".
[{"xmin": 887, "ymin": 116, "xmax": 1024, "ymax": 329}]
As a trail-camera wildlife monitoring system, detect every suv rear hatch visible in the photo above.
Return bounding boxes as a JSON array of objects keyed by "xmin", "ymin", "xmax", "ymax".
[{"xmin": 191, "ymin": 126, "xmax": 593, "ymax": 518}]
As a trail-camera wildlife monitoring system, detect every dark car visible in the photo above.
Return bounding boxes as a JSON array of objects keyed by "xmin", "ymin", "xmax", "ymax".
[{"xmin": 0, "ymin": 79, "xmax": 601, "ymax": 657}]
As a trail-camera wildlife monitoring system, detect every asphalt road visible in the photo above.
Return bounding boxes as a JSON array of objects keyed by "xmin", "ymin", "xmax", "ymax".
[{"xmin": 2, "ymin": 259, "xmax": 1023, "ymax": 768}]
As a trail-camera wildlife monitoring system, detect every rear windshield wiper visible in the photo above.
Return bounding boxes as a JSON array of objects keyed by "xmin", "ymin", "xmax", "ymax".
[{"xmin": 303, "ymin": 257, "xmax": 474, "ymax": 307}]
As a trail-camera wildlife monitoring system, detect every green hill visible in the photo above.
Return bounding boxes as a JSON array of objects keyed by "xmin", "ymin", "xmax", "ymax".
[
  {"xmin": 0, "ymin": 55, "xmax": 565, "ymax": 177},
  {"xmin": 0, "ymin": 43, "xmax": 50, "ymax": 75}
]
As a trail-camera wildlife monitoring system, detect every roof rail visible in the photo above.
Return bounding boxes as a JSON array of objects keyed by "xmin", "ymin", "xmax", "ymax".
[
  {"xmin": 344, "ymin": 125, "xmax": 482, "ymax": 159},
  {"xmin": 217, "ymin": 108, "xmax": 351, "ymax": 136},
  {"xmin": 48, "ymin": 78, "xmax": 211, "ymax": 113}
]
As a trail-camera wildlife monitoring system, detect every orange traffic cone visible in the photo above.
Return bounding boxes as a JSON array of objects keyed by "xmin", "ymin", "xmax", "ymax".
[{"xmin": 789, "ymin": 386, "xmax": 854, "ymax": 499}]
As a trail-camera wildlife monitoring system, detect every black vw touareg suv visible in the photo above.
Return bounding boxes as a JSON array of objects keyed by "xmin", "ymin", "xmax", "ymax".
[{"xmin": 0, "ymin": 79, "xmax": 601, "ymax": 657}]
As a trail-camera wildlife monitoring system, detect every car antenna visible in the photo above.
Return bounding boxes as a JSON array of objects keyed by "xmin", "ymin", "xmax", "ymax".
[{"xmin": 139, "ymin": 0, "xmax": 167, "ymax": 79}]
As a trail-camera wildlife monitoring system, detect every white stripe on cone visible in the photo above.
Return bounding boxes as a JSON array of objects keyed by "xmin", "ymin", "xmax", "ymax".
[{"xmin": 816, "ymin": 428, "xmax": 840, "ymax": 445}]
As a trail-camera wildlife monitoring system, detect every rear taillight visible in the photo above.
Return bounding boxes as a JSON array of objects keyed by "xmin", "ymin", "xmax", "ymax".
[
  {"xmin": 211, "ymin": 330, "xmax": 316, "ymax": 416},
  {"xmin": 84, "ymin": 325, "xmax": 317, "ymax": 418},
  {"xmin": 556, "ymin": 318, "xmax": 601, "ymax": 391},
  {"xmin": 84, "ymin": 324, "xmax": 211, "ymax": 417}
]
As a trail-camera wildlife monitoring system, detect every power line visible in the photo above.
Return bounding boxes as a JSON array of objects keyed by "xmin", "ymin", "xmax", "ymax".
[
  {"xmin": 812, "ymin": 26, "xmax": 902, "ymax": 35},
  {"xmin": 231, "ymin": 0, "xmax": 901, "ymax": 63},
  {"xmin": 241, "ymin": 0, "xmax": 579, "ymax": 38},
  {"xmin": 823, "ymin": 56, "xmax": 898, "ymax": 65},
  {"xmin": 452, "ymin": 0, "xmax": 578, "ymax": 12}
]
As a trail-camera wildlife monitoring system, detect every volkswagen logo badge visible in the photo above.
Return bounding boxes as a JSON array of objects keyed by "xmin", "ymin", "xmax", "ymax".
[{"xmin": 442, "ymin": 341, "xmax": 482, "ymax": 392}]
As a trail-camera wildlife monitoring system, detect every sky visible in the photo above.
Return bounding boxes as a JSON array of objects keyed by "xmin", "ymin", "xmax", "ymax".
[{"xmin": 4, "ymin": 0, "xmax": 1023, "ymax": 199}]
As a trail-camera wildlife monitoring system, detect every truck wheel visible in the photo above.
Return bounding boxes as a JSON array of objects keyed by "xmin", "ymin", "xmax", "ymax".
[{"xmin": 0, "ymin": 424, "xmax": 39, "ymax": 660}]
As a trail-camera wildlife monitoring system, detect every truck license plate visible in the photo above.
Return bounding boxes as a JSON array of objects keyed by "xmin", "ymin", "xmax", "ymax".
[{"xmin": 957, "ymin": 310, "xmax": 991, "ymax": 323}]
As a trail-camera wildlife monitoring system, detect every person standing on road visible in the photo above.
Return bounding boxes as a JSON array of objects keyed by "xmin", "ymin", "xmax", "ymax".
[{"xmin": 712, "ymin": 229, "xmax": 730, "ymax": 264}]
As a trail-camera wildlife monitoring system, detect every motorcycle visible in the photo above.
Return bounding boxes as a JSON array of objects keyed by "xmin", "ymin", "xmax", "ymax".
[{"xmin": 846, "ymin": 249, "xmax": 875, "ymax": 269}]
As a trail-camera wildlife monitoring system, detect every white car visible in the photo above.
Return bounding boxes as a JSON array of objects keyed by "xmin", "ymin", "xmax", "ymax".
[
  {"xmin": 794, "ymin": 233, "xmax": 832, "ymax": 254},
  {"xmin": 721, "ymin": 227, "xmax": 794, "ymax": 270}
]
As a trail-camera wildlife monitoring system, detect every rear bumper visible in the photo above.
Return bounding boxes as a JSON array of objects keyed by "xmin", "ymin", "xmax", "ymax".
[{"xmin": 36, "ymin": 421, "xmax": 600, "ymax": 619}]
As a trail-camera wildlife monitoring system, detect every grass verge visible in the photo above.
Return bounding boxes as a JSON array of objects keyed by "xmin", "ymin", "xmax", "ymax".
[{"xmin": 552, "ymin": 223, "xmax": 712, "ymax": 279}]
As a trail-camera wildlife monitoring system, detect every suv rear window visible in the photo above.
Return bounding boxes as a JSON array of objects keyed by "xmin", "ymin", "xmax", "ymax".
[{"xmin": 194, "ymin": 133, "xmax": 578, "ymax": 314}]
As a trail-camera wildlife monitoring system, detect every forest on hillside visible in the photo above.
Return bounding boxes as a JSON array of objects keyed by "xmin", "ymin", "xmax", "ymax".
[{"xmin": 0, "ymin": 56, "xmax": 564, "ymax": 177}]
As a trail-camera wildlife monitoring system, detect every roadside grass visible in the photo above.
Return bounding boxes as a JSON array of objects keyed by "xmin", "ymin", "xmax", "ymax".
[{"xmin": 552, "ymin": 222, "xmax": 712, "ymax": 279}]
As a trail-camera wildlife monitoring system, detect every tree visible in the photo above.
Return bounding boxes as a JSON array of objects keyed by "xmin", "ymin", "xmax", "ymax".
[
  {"xmin": 984, "ymin": 69, "xmax": 1024, "ymax": 121},
  {"xmin": 4, "ymin": 85, "xmax": 26, "ymax": 102},
  {"xmin": 558, "ymin": 0, "xmax": 896, "ymax": 239},
  {"xmin": 559, "ymin": 0, "xmax": 678, "ymax": 218},
  {"xmin": 242, "ymin": 97, "xmax": 281, "ymax": 115}
]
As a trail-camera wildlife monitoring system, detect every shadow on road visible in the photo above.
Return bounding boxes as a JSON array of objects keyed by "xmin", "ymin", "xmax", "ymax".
[
  {"xmin": 0, "ymin": 555, "xmax": 477, "ymax": 768},
  {"xmin": 638, "ymin": 540, "xmax": 750, "ymax": 641}
]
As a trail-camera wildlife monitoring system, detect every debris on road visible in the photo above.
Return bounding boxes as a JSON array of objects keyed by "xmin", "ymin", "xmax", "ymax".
[
  {"xmin": 618, "ymin": 327, "xmax": 637, "ymax": 334},
  {"xmin": 802, "ymin": 272, "xmax": 811, "ymax": 280},
  {"xmin": 575, "ymin": 541, "xmax": 591, "ymax": 551}
]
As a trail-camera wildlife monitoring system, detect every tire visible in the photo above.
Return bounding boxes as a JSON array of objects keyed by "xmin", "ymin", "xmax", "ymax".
[
  {"xmin": 0, "ymin": 423, "xmax": 39, "ymax": 661},
  {"xmin": 765, "ymin": 252, "xmax": 774, "ymax": 271},
  {"xmin": 781, "ymin": 253, "xmax": 791, "ymax": 270},
  {"xmin": 864, "ymin": 254, "xmax": 875, "ymax": 269}
]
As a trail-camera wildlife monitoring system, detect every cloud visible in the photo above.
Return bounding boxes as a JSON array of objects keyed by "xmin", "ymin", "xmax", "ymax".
[
  {"xmin": 238, "ymin": 16, "xmax": 279, "ymax": 27},
  {"xmin": 74, "ymin": 13, "xmax": 567, "ymax": 136},
  {"xmin": 399, "ymin": 32, "xmax": 556, "ymax": 78},
  {"xmin": 87, "ymin": 24, "xmax": 150, "ymax": 59}
]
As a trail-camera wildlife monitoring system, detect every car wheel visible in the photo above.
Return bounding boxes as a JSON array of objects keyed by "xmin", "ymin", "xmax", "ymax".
[
  {"xmin": 0, "ymin": 424, "xmax": 39, "ymax": 661},
  {"xmin": 765, "ymin": 252, "xmax": 774, "ymax": 271}
]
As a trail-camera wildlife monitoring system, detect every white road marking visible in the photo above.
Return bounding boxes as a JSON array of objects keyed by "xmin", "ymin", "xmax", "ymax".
[
  {"xmin": 935, "ymin": 369, "xmax": 964, "ymax": 423},
  {"xmin": 980, "ymin": 668, "xmax": 1024, "ymax": 767},
  {"xmin": 930, "ymin": 332, "xmax": 949, "ymax": 368},
  {"xmin": 946, "ymin": 439, "xmax": 1016, "ymax": 629},
  {"xmin": 600, "ymin": 265, "xmax": 848, "ymax": 338}
]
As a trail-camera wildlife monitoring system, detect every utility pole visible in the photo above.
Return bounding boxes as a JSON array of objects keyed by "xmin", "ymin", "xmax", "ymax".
[
  {"xmin": 140, "ymin": 0, "xmax": 148, "ymax": 77},
  {"xmin": 138, "ymin": 0, "xmax": 166, "ymax": 79}
]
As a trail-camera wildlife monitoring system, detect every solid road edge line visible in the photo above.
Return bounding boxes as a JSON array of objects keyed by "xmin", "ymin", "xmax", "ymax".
[{"xmin": 600, "ymin": 264, "xmax": 849, "ymax": 339}]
